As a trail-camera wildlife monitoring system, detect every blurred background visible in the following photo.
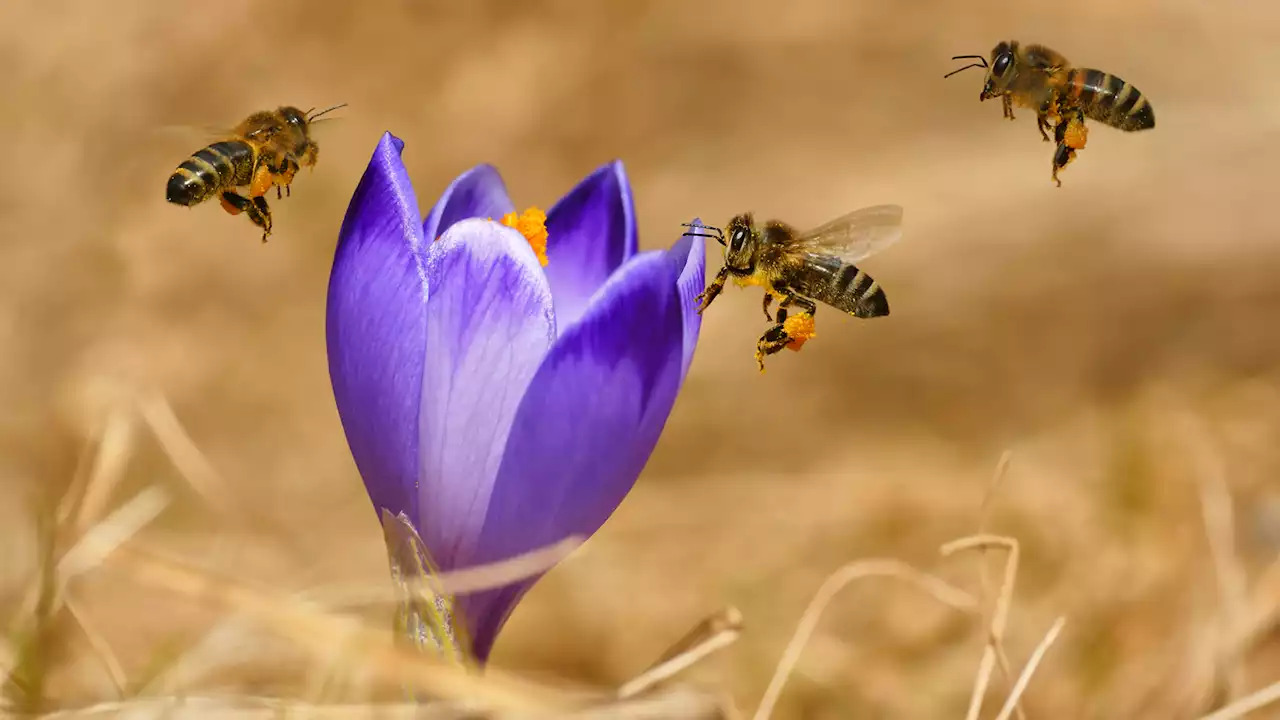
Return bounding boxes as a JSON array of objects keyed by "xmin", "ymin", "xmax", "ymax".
[{"xmin": 2, "ymin": 0, "xmax": 1280, "ymax": 717}]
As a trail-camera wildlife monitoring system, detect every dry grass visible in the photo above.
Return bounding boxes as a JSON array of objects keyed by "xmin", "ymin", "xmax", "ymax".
[
  {"xmin": 2, "ymin": 393, "xmax": 738, "ymax": 717},
  {"xmin": 7, "ymin": 406, "xmax": 1274, "ymax": 718},
  {"xmin": 3, "ymin": 407, "xmax": 1038, "ymax": 719}
]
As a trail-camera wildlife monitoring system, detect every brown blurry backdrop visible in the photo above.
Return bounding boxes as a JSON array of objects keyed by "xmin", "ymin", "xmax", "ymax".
[{"xmin": 3, "ymin": 0, "xmax": 1280, "ymax": 717}]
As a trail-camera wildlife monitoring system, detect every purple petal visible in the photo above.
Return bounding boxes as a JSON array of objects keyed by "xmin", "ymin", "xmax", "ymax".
[
  {"xmin": 458, "ymin": 251, "xmax": 686, "ymax": 661},
  {"xmin": 416, "ymin": 218, "xmax": 556, "ymax": 572},
  {"xmin": 543, "ymin": 161, "xmax": 638, "ymax": 330},
  {"xmin": 327, "ymin": 132, "xmax": 429, "ymax": 523},
  {"xmin": 422, "ymin": 164, "xmax": 516, "ymax": 245},
  {"xmin": 666, "ymin": 219, "xmax": 707, "ymax": 381}
]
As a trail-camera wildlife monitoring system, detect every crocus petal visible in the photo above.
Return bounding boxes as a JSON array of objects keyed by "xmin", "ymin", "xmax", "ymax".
[
  {"xmin": 416, "ymin": 218, "xmax": 556, "ymax": 571},
  {"xmin": 665, "ymin": 219, "xmax": 707, "ymax": 381},
  {"xmin": 327, "ymin": 132, "xmax": 429, "ymax": 522},
  {"xmin": 543, "ymin": 161, "xmax": 638, "ymax": 330},
  {"xmin": 422, "ymin": 164, "xmax": 516, "ymax": 244},
  {"xmin": 456, "ymin": 251, "xmax": 685, "ymax": 660}
]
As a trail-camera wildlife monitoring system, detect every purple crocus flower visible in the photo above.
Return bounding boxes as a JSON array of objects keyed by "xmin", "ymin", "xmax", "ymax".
[{"xmin": 325, "ymin": 133, "xmax": 705, "ymax": 663}]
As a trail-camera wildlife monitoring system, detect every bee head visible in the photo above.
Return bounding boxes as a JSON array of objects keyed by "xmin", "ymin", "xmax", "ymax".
[
  {"xmin": 279, "ymin": 103, "xmax": 349, "ymax": 138},
  {"xmin": 945, "ymin": 41, "xmax": 1016, "ymax": 100},
  {"xmin": 279, "ymin": 106, "xmax": 310, "ymax": 133},
  {"xmin": 980, "ymin": 41, "xmax": 1017, "ymax": 100},
  {"xmin": 722, "ymin": 214, "xmax": 755, "ymax": 272},
  {"xmin": 680, "ymin": 214, "xmax": 754, "ymax": 272}
]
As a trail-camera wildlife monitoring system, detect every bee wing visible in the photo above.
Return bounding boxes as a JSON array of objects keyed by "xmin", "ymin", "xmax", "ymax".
[
  {"xmin": 152, "ymin": 123, "xmax": 238, "ymax": 143},
  {"xmin": 793, "ymin": 204, "xmax": 903, "ymax": 263},
  {"xmin": 1023, "ymin": 44, "xmax": 1069, "ymax": 72}
]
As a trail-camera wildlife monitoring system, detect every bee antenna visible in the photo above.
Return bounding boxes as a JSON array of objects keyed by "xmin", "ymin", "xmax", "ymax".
[
  {"xmin": 307, "ymin": 103, "xmax": 349, "ymax": 122},
  {"xmin": 680, "ymin": 224, "xmax": 727, "ymax": 246},
  {"xmin": 680, "ymin": 221, "xmax": 723, "ymax": 233},
  {"xmin": 944, "ymin": 54, "xmax": 989, "ymax": 79}
]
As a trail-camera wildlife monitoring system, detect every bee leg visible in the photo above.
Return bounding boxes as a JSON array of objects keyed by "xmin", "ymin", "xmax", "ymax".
[
  {"xmin": 1036, "ymin": 113, "xmax": 1052, "ymax": 142},
  {"xmin": 278, "ymin": 156, "xmax": 299, "ymax": 199},
  {"xmin": 753, "ymin": 294, "xmax": 818, "ymax": 371},
  {"xmin": 219, "ymin": 191, "xmax": 272, "ymax": 240},
  {"xmin": 248, "ymin": 196, "xmax": 273, "ymax": 242},
  {"xmin": 754, "ymin": 324, "xmax": 791, "ymax": 372},
  {"xmin": 772, "ymin": 294, "xmax": 815, "ymax": 325},
  {"xmin": 762, "ymin": 292, "xmax": 774, "ymax": 322},
  {"xmin": 774, "ymin": 295, "xmax": 817, "ymax": 330},
  {"xmin": 780, "ymin": 294, "xmax": 817, "ymax": 317},
  {"xmin": 219, "ymin": 191, "xmax": 250, "ymax": 217},
  {"xmin": 1002, "ymin": 95, "xmax": 1015, "ymax": 120},
  {"xmin": 1050, "ymin": 109, "xmax": 1087, "ymax": 187},
  {"xmin": 1051, "ymin": 148, "xmax": 1070, "ymax": 187},
  {"xmin": 695, "ymin": 267, "xmax": 728, "ymax": 315}
]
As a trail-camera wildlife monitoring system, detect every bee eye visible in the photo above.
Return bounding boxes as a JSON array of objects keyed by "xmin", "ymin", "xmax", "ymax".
[
  {"xmin": 729, "ymin": 228, "xmax": 746, "ymax": 251},
  {"xmin": 992, "ymin": 54, "xmax": 1012, "ymax": 76}
]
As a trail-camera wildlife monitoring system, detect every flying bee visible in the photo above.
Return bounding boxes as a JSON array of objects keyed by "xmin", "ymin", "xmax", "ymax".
[
  {"xmin": 945, "ymin": 41, "xmax": 1154, "ymax": 186},
  {"xmin": 165, "ymin": 103, "xmax": 346, "ymax": 242},
  {"xmin": 683, "ymin": 204, "xmax": 902, "ymax": 371}
]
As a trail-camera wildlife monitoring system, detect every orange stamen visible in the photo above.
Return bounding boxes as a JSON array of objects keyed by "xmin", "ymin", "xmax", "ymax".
[
  {"xmin": 436, "ymin": 207, "xmax": 550, "ymax": 269},
  {"xmin": 498, "ymin": 207, "xmax": 549, "ymax": 266}
]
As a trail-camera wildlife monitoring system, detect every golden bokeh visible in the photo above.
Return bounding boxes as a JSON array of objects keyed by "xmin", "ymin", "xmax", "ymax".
[{"xmin": 2, "ymin": 1, "xmax": 1279, "ymax": 717}]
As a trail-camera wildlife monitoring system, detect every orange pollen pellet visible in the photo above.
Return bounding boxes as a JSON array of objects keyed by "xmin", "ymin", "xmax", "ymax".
[
  {"xmin": 783, "ymin": 312, "xmax": 817, "ymax": 352},
  {"xmin": 494, "ymin": 207, "xmax": 549, "ymax": 267},
  {"xmin": 1063, "ymin": 117, "xmax": 1089, "ymax": 150}
]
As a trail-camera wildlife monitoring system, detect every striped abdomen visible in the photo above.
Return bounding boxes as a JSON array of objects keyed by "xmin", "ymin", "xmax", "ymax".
[
  {"xmin": 165, "ymin": 140, "xmax": 256, "ymax": 206},
  {"xmin": 786, "ymin": 255, "xmax": 889, "ymax": 319},
  {"xmin": 1065, "ymin": 68, "xmax": 1155, "ymax": 131}
]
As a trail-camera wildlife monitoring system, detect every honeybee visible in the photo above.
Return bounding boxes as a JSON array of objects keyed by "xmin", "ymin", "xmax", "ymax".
[
  {"xmin": 946, "ymin": 41, "xmax": 1155, "ymax": 186},
  {"xmin": 683, "ymin": 205, "xmax": 902, "ymax": 371},
  {"xmin": 165, "ymin": 104, "xmax": 346, "ymax": 242}
]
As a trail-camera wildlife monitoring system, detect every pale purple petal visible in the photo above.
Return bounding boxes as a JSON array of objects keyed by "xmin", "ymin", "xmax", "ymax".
[
  {"xmin": 416, "ymin": 219, "xmax": 556, "ymax": 571},
  {"xmin": 327, "ymin": 132, "xmax": 429, "ymax": 522},
  {"xmin": 422, "ymin": 164, "xmax": 515, "ymax": 244},
  {"xmin": 455, "ymin": 251, "xmax": 685, "ymax": 660},
  {"xmin": 666, "ymin": 219, "xmax": 707, "ymax": 381},
  {"xmin": 543, "ymin": 161, "xmax": 637, "ymax": 330}
]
